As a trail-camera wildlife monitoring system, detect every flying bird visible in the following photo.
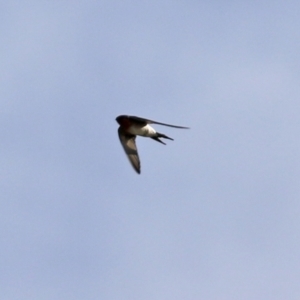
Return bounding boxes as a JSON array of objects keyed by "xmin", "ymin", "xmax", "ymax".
[{"xmin": 116, "ymin": 115, "xmax": 189, "ymax": 174}]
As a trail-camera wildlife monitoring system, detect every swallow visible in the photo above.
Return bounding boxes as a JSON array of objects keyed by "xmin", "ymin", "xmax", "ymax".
[{"xmin": 116, "ymin": 115, "xmax": 189, "ymax": 174}]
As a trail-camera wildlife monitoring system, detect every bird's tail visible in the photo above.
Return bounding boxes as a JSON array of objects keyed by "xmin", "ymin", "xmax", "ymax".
[{"xmin": 151, "ymin": 132, "xmax": 173, "ymax": 145}]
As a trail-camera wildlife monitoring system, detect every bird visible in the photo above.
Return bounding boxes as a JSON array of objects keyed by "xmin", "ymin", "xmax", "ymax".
[{"xmin": 116, "ymin": 115, "xmax": 189, "ymax": 174}]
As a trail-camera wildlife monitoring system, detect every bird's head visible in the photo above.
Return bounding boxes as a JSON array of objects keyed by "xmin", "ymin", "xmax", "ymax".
[{"xmin": 116, "ymin": 115, "xmax": 127, "ymax": 125}]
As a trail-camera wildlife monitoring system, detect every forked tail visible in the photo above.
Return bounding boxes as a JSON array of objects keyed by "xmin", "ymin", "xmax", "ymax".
[{"xmin": 151, "ymin": 132, "xmax": 174, "ymax": 145}]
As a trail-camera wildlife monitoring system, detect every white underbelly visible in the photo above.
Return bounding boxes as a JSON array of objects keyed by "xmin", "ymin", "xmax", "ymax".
[{"xmin": 129, "ymin": 124, "xmax": 156, "ymax": 137}]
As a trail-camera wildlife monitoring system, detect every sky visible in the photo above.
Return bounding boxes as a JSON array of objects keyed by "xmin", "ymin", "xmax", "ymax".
[{"xmin": 1, "ymin": 1, "xmax": 300, "ymax": 299}]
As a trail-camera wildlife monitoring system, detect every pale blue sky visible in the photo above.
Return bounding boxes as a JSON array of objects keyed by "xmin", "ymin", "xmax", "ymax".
[{"xmin": 1, "ymin": 1, "xmax": 300, "ymax": 299}]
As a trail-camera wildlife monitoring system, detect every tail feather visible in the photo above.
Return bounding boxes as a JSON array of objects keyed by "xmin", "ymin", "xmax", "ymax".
[
  {"xmin": 151, "ymin": 132, "xmax": 174, "ymax": 145},
  {"xmin": 157, "ymin": 132, "xmax": 173, "ymax": 141}
]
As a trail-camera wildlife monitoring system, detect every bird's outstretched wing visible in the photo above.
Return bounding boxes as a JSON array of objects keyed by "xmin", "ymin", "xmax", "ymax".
[
  {"xmin": 129, "ymin": 116, "xmax": 189, "ymax": 129},
  {"xmin": 118, "ymin": 127, "xmax": 141, "ymax": 174}
]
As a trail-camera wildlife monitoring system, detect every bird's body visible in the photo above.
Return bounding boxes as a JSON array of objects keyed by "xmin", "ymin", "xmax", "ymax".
[
  {"xmin": 125, "ymin": 123, "xmax": 157, "ymax": 137},
  {"xmin": 116, "ymin": 115, "xmax": 189, "ymax": 174}
]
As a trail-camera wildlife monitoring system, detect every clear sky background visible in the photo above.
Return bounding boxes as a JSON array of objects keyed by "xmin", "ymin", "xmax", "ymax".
[{"xmin": 1, "ymin": 1, "xmax": 300, "ymax": 299}]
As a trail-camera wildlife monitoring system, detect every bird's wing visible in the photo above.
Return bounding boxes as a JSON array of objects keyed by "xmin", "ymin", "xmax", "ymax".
[
  {"xmin": 118, "ymin": 127, "xmax": 141, "ymax": 174},
  {"xmin": 129, "ymin": 116, "xmax": 189, "ymax": 129}
]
